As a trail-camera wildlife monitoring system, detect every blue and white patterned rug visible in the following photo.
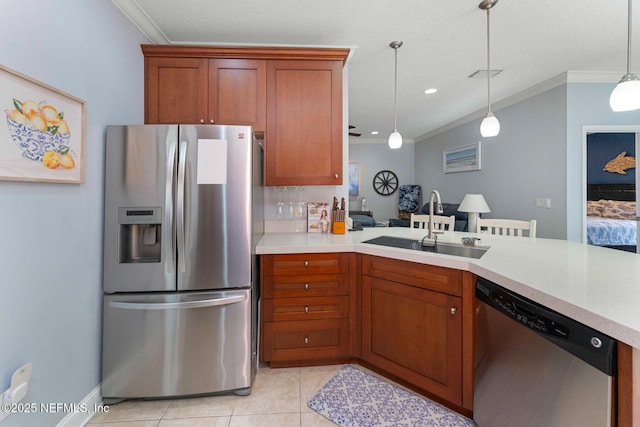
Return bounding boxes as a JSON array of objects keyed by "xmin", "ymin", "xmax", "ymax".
[{"xmin": 308, "ymin": 364, "xmax": 477, "ymax": 427}]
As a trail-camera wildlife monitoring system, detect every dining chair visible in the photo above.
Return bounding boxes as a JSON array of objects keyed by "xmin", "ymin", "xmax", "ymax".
[
  {"xmin": 409, "ymin": 214, "xmax": 456, "ymax": 231},
  {"xmin": 476, "ymin": 218, "xmax": 537, "ymax": 238}
]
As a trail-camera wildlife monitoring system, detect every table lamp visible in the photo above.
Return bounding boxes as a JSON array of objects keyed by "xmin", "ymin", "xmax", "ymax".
[{"xmin": 458, "ymin": 194, "xmax": 491, "ymax": 233}]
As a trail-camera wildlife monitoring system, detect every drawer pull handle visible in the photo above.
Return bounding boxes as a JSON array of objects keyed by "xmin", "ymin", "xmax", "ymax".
[
  {"xmin": 304, "ymin": 337, "xmax": 309, "ymax": 344},
  {"xmin": 304, "ymin": 306, "xmax": 309, "ymax": 313},
  {"xmin": 450, "ymin": 307, "xmax": 457, "ymax": 315},
  {"xmin": 304, "ymin": 261, "xmax": 309, "ymax": 267},
  {"xmin": 200, "ymin": 119, "xmax": 205, "ymax": 124},
  {"xmin": 304, "ymin": 283, "xmax": 309, "ymax": 290}
]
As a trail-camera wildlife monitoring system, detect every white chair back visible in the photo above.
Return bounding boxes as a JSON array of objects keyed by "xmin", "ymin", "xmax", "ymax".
[
  {"xmin": 410, "ymin": 214, "xmax": 456, "ymax": 231},
  {"xmin": 477, "ymin": 218, "xmax": 537, "ymax": 238}
]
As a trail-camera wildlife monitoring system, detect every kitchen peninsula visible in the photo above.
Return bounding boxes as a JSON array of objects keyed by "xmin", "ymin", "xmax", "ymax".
[{"xmin": 257, "ymin": 227, "xmax": 640, "ymax": 422}]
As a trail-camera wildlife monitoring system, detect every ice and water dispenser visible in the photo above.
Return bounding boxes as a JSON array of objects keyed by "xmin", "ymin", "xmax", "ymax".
[{"xmin": 118, "ymin": 207, "xmax": 162, "ymax": 263}]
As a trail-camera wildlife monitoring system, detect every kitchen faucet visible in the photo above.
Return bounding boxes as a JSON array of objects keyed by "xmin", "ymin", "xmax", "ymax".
[{"xmin": 428, "ymin": 190, "xmax": 444, "ymax": 240}]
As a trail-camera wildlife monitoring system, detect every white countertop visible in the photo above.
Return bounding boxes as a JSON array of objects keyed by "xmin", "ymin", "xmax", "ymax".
[{"xmin": 257, "ymin": 227, "xmax": 640, "ymax": 349}]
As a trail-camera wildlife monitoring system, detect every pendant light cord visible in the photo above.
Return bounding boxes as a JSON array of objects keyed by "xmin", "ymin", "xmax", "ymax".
[
  {"xmin": 393, "ymin": 46, "xmax": 399, "ymax": 131},
  {"xmin": 627, "ymin": 0, "xmax": 632, "ymax": 75},
  {"xmin": 486, "ymin": 8, "xmax": 492, "ymax": 114}
]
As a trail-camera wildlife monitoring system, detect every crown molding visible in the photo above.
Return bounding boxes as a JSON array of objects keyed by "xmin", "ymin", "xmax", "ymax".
[
  {"xmin": 415, "ymin": 71, "xmax": 622, "ymax": 142},
  {"xmin": 110, "ymin": 0, "xmax": 169, "ymax": 43}
]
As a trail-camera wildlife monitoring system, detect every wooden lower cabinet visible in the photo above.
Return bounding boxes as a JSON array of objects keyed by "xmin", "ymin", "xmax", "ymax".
[
  {"xmin": 260, "ymin": 252, "xmax": 474, "ymax": 414},
  {"xmin": 361, "ymin": 275, "xmax": 462, "ymax": 406},
  {"xmin": 360, "ymin": 254, "xmax": 474, "ymax": 414},
  {"xmin": 260, "ymin": 253, "xmax": 354, "ymax": 367}
]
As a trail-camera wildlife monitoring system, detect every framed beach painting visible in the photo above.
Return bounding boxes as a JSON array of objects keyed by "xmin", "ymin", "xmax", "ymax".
[
  {"xmin": 348, "ymin": 162, "xmax": 359, "ymax": 196},
  {"xmin": 443, "ymin": 141, "xmax": 481, "ymax": 173},
  {"xmin": 0, "ymin": 65, "xmax": 85, "ymax": 183}
]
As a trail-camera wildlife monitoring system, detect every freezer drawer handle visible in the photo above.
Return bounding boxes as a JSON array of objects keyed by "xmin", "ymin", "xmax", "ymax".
[{"xmin": 108, "ymin": 294, "xmax": 246, "ymax": 310}]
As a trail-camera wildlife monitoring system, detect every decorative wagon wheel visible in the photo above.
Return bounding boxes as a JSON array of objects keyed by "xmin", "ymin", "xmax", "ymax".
[{"xmin": 372, "ymin": 170, "xmax": 398, "ymax": 196}]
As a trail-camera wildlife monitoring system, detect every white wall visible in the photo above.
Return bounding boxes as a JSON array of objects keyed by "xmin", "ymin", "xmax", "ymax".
[
  {"xmin": 349, "ymin": 139, "xmax": 416, "ymax": 222},
  {"xmin": 415, "ymin": 85, "xmax": 567, "ymax": 239},
  {"xmin": 0, "ymin": 1, "xmax": 148, "ymax": 425}
]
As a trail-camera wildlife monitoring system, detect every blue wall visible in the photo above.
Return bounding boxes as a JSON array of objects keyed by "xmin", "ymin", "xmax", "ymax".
[
  {"xmin": 587, "ymin": 132, "xmax": 635, "ymax": 184},
  {"xmin": 0, "ymin": 1, "xmax": 148, "ymax": 425},
  {"xmin": 415, "ymin": 84, "xmax": 568, "ymax": 239}
]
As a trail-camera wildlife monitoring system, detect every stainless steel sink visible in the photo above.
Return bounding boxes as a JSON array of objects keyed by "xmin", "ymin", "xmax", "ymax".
[{"xmin": 363, "ymin": 236, "xmax": 489, "ymax": 259}]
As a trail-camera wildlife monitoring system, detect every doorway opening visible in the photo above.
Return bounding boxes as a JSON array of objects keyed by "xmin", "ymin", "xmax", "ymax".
[{"xmin": 584, "ymin": 129, "xmax": 638, "ymax": 254}]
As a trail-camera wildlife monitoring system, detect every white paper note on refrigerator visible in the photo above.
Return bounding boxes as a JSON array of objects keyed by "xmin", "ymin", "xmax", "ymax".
[{"xmin": 197, "ymin": 138, "xmax": 227, "ymax": 184}]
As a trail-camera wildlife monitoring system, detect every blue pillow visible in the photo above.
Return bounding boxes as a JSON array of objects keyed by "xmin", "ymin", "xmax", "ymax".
[{"xmin": 350, "ymin": 214, "xmax": 376, "ymax": 227}]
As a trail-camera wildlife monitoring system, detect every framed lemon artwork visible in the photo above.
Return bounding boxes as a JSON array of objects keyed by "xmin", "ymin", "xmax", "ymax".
[{"xmin": 0, "ymin": 64, "xmax": 85, "ymax": 183}]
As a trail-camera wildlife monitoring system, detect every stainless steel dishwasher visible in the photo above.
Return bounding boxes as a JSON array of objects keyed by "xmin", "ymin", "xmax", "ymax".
[{"xmin": 474, "ymin": 277, "xmax": 617, "ymax": 427}]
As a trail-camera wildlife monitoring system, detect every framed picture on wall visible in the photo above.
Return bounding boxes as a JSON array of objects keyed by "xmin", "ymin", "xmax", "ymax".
[
  {"xmin": 443, "ymin": 141, "xmax": 481, "ymax": 173},
  {"xmin": 348, "ymin": 162, "xmax": 359, "ymax": 196},
  {"xmin": 0, "ymin": 64, "xmax": 86, "ymax": 183}
]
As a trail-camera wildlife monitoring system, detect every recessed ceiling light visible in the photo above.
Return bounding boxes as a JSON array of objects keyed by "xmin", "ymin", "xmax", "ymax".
[
  {"xmin": 424, "ymin": 88, "xmax": 438, "ymax": 94},
  {"xmin": 371, "ymin": 131, "xmax": 379, "ymax": 135}
]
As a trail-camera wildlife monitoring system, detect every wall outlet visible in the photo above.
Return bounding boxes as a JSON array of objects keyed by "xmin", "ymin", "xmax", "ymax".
[{"xmin": 535, "ymin": 197, "xmax": 551, "ymax": 209}]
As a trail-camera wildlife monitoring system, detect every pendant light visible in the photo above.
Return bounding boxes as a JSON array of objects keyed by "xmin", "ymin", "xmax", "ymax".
[
  {"xmin": 389, "ymin": 41, "xmax": 403, "ymax": 149},
  {"xmin": 479, "ymin": 0, "xmax": 500, "ymax": 137},
  {"xmin": 610, "ymin": 0, "xmax": 640, "ymax": 112}
]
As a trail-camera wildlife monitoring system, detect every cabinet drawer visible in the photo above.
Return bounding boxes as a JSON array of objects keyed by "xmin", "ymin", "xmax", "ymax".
[
  {"xmin": 262, "ymin": 319, "xmax": 349, "ymax": 362},
  {"xmin": 262, "ymin": 296, "xmax": 348, "ymax": 321},
  {"xmin": 262, "ymin": 253, "xmax": 348, "ymax": 275},
  {"xmin": 362, "ymin": 254, "xmax": 462, "ymax": 296},
  {"xmin": 262, "ymin": 273, "xmax": 349, "ymax": 298}
]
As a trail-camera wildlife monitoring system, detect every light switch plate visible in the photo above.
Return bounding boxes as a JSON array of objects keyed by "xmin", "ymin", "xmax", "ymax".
[{"xmin": 535, "ymin": 198, "xmax": 551, "ymax": 209}]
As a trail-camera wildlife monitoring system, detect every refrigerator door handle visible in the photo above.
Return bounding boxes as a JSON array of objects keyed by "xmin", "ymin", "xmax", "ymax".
[
  {"xmin": 176, "ymin": 139, "xmax": 188, "ymax": 273},
  {"xmin": 108, "ymin": 294, "xmax": 247, "ymax": 310},
  {"xmin": 165, "ymin": 140, "xmax": 177, "ymax": 272}
]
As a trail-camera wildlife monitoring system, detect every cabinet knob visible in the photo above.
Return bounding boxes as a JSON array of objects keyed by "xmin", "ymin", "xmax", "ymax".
[
  {"xmin": 210, "ymin": 119, "xmax": 215, "ymax": 124},
  {"xmin": 304, "ymin": 261, "xmax": 309, "ymax": 267},
  {"xmin": 450, "ymin": 307, "xmax": 457, "ymax": 315},
  {"xmin": 304, "ymin": 283, "xmax": 309, "ymax": 290},
  {"xmin": 304, "ymin": 306, "xmax": 309, "ymax": 313},
  {"xmin": 304, "ymin": 337, "xmax": 309, "ymax": 344},
  {"xmin": 200, "ymin": 119, "xmax": 205, "ymax": 124},
  {"xmin": 334, "ymin": 173, "xmax": 339, "ymax": 179}
]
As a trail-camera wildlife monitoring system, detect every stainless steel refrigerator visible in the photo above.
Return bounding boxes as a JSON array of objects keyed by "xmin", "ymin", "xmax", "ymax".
[{"xmin": 101, "ymin": 125, "xmax": 263, "ymax": 403}]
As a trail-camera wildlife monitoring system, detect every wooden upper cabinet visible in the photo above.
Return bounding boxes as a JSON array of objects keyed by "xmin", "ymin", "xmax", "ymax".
[
  {"xmin": 145, "ymin": 57, "xmax": 208, "ymax": 124},
  {"xmin": 209, "ymin": 59, "xmax": 266, "ymax": 131},
  {"xmin": 142, "ymin": 45, "xmax": 348, "ymax": 186},
  {"xmin": 145, "ymin": 57, "xmax": 266, "ymax": 128},
  {"xmin": 265, "ymin": 60, "xmax": 343, "ymax": 186}
]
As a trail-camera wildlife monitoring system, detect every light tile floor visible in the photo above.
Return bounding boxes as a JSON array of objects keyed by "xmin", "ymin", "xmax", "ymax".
[{"xmin": 88, "ymin": 365, "xmax": 342, "ymax": 427}]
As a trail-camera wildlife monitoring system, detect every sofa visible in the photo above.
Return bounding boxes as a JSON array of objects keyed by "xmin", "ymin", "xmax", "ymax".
[{"xmin": 389, "ymin": 202, "xmax": 469, "ymax": 231}]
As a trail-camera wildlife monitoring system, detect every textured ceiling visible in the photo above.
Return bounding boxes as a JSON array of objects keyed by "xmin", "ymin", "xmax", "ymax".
[{"xmin": 112, "ymin": 0, "xmax": 635, "ymax": 141}]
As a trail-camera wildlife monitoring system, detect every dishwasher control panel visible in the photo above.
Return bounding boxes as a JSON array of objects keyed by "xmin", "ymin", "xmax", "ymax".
[
  {"xmin": 476, "ymin": 276, "xmax": 617, "ymax": 376},
  {"xmin": 477, "ymin": 279, "xmax": 569, "ymax": 339}
]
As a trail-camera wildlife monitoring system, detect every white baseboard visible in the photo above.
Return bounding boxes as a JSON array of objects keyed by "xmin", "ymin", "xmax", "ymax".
[{"xmin": 56, "ymin": 384, "xmax": 102, "ymax": 427}]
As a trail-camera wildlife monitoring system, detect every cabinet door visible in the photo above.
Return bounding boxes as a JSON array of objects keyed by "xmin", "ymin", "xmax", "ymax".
[
  {"xmin": 209, "ymin": 59, "xmax": 266, "ymax": 131},
  {"xmin": 146, "ymin": 57, "xmax": 209, "ymax": 124},
  {"xmin": 265, "ymin": 60, "xmax": 343, "ymax": 186},
  {"xmin": 362, "ymin": 275, "xmax": 462, "ymax": 406}
]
